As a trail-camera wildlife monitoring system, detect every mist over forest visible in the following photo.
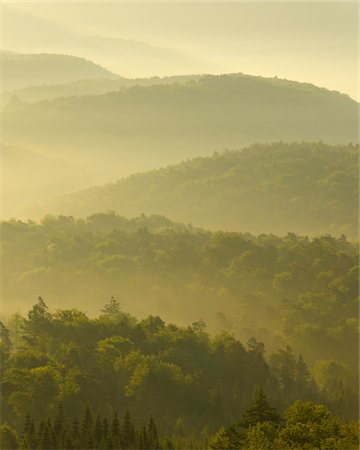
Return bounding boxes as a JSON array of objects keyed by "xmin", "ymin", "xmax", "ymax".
[{"xmin": 0, "ymin": 3, "xmax": 359, "ymax": 449}]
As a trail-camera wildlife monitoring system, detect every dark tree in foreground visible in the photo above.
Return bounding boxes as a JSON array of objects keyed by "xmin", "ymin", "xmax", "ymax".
[{"xmin": 240, "ymin": 388, "xmax": 280, "ymax": 429}]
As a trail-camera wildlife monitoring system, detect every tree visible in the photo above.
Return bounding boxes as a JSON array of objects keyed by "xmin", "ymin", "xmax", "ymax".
[
  {"xmin": 147, "ymin": 416, "xmax": 160, "ymax": 450},
  {"xmin": 209, "ymin": 426, "xmax": 242, "ymax": 450},
  {"xmin": 101, "ymin": 297, "xmax": 121, "ymax": 316},
  {"xmin": 121, "ymin": 410, "xmax": 136, "ymax": 449},
  {"xmin": 111, "ymin": 412, "xmax": 121, "ymax": 449},
  {"xmin": 19, "ymin": 413, "xmax": 37, "ymax": 449},
  {"xmin": 244, "ymin": 421, "xmax": 280, "ymax": 450},
  {"xmin": 240, "ymin": 388, "xmax": 280, "ymax": 429},
  {"xmin": 81, "ymin": 406, "xmax": 94, "ymax": 449}
]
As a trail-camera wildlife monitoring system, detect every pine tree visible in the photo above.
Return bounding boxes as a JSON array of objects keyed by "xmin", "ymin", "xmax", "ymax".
[
  {"xmin": 20, "ymin": 413, "xmax": 38, "ymax": 450},
  {"xmin": 147, "ymin": 416, "xmax": 160, "ymax": 449},
  {"xmin": 140, "ymin": 426, "xmax": 148, "ymax": 449},
  {"xmin": 81, "ymin": 406, "xmax": 94, "ymax": 449},
  {"xmin": 295, "ymin": 354, "xmax": 311, "ymax": 393},
  {"xmin": 101, "ymin": 297, "xmax": 121, "ymax": 316},
  {"xmin": 121, "ymin": 410, "xmax": 136, "ymax": 449},
  {"xmin": 111, "ymin": 412, "xmax": 121, "ymax": 449},
  {"xmin": 38, "ymin": 420, "xmax": 52, "ymax": 450},
  {"xmin": 53, "ymin": 403, "xmax": 66, "ymax": 448},
  {"xmin": 240, "ymin": 388, "xmax": 280, "ymax": 429},
  {"xmin": 94, "ymin": 414, "xmax": 104, "ymax": 447},
  {"xmin": 102, "ymin": 417, "xmax": 109, "ymax": 441},
  {"xmin": 71, "ymin": 417, "xmax": 80, "ymax": 449}
]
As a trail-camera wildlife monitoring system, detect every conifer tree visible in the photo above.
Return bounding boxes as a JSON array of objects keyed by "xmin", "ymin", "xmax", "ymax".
[
  {"xmin": 102, "ymin": 417, "xmax": 109, "ymax": 442},
  {"xmin": 81, "ymin": 406, "xmax": 94, "ymax": 449},
  {"xmin": 38, "ymin": 419, "xmax": 52, "ymax": 450},
  {"xmin": 111, "ymin": 412, "xmax": 121, "ymax": 449},
  {"xmin": 71, "ymin": 417, "xmax": 80, "ymax": 449},
  {"xmin": 121, "ymin": 410, "xmax": 136, "ymax": 449},
  {"xmin": 240, "ymin": 388, "xmax": 280, "ymax": 429},
  {"xmin": 94, "ymin": 414, "xmax": 104, "ymax": 447},
  {"xmin": 20, "ymin": 413, "xmax": 38, "ymax": 450},
  {"xmin": 53, "ymin": 403, "xmax": 66, "ymax": 448},
  {"xmin": 147, "ymin": 416, "xmax": 160, "ymax": 449}
]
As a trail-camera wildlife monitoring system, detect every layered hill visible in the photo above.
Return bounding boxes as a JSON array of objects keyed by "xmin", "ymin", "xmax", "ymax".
[
  {"xmin": 1, "ymin": 74, "xmax": 203, "ymax": 104},
  {"xmin": 2, "ymin": 74, "xmax": 358, "ymax": 182},
  {"xmin": 30, "ymin": 142, "xmax": 359, "ymax": 238},
  {"xmin": 0, "ymin": 51, "xmax": 119, "ymax": 91},
  {"xmin": 1, "ymin": 5, "xmax": 215, "ymax": 78}
]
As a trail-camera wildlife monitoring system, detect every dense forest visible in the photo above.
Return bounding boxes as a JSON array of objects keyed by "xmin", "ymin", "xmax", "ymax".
[
  {"xmin": 30, "ymin": 142, "xmax": 359, "ymax": 238},
  {"xmin": 1, "ymin": 214, "xmax": 358, "ymax": 369},
  {"xmin": 1, "ymin": 4, "xmax": 359, "ymax": 448},
  {"xmin": 0, "ymin": 299, "xmax": 358, "ymax": 449}
]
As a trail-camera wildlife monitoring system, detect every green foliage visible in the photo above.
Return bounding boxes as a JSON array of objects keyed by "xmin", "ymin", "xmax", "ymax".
[
  {"xmin": 1, "ymin": 215, "xmax": 358, "ymax": 367},
  {"xmin": 30, "ymin": 142, "xmax": 359, "ymax": 237},
  {"xmin": 2, "ymin": 299, "xmax": 358, "ymax": 447},
  {"xmin": 0, "ymin": 302, "xmax": 321, "ymax": 440}
]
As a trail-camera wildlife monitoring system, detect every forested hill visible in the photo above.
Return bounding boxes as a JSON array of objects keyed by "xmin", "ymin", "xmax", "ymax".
[
  {"xmin": 1, "ymin": 214, "xmax": 358, "ymax": 367},
  {"xmin": 0, "ymin": 51, "xmax": 118, "ymax": 91},
  {"xmin": 31, "ymin": 142, "xmax": 359, "ymax": 238},
  {"xmin": 2, "ymin": 74, "xmax": 357, "ymax": 178}
]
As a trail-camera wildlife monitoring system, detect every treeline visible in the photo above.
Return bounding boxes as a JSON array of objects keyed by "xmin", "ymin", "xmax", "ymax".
[
  {"xmin": 1, "ymin": 213, "xmax": 358, "ymax": 367},
  {"xmin": 1, "ymin": 74, "xmax": 203, "ymax": 105},
  {"xmin": 0, "ymin": 299, "xmax": 358, "ymax": 443},
  {"xmin": 2, "ymin": 390, "xmax": 358, "ymax": 450},
  {"xmin": 0, "ymin": 406, "xmax": 164, "ymax": 449},
  {"xmin": 30, "ymin": 143, "xmax": 359, "ymax": 237}
]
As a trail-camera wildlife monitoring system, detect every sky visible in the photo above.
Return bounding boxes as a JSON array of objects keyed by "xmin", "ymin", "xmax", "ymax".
[{"xmin": 1, "ymin": 1, "xmax": 358, "ymax": 99}]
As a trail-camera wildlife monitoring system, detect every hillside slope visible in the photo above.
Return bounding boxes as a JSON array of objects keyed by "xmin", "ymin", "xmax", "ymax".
[
  {"xmin": 30, "ymin": 142, "xmax": 359, "ymax": 237},
  {"xmin": 0, "ymin": 51, "xmax": 118, "ymax": 90},
  {"xmin": 2, "ymin": 74, "xmax": 358, "ymax": 179}
]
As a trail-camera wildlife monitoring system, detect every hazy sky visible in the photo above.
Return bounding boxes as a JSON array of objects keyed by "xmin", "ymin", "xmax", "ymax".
[{"xmin": 1, "ymin": 1, "xmax": 358, "ymax": 99}]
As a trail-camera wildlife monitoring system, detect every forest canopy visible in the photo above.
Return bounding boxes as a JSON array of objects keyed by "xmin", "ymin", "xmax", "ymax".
[
  {"xmin": 1, "ymin": 213, "xmax": 358, "ymax": 368},
  {"xmin": 0, "ymin": 299, "xmax": 358, "ymax": 449},
  {"xmin": 29, "ymin": 142, "xmax": 359, "ymax": 238}
]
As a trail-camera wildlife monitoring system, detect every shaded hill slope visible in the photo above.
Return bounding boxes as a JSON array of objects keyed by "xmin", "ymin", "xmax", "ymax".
[{"xmin": 31, "ymin": 142, "xmax": 359, "ymax": 237}]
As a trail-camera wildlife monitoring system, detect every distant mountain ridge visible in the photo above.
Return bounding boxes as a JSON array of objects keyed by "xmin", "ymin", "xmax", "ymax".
[
  {"xmin": 28, "ymin": 142, "xmax": 359, "ymax": 237},
  {"xmin": 1, "ymin": 5, "xmax": 216, "ymax": 78},
  {"xmin": 0, "ymin": 51, "xmax": 119, "ymax": 90},
  {"xmin": 2, "ymin": 73, "xmax": 357, "ymax": 185}
]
